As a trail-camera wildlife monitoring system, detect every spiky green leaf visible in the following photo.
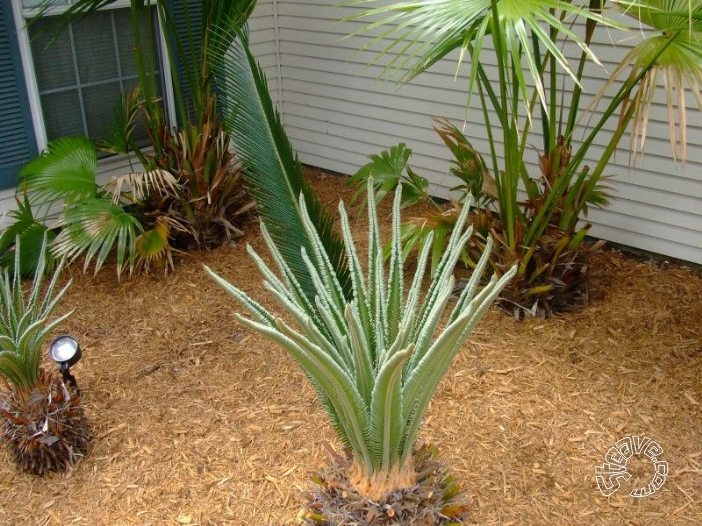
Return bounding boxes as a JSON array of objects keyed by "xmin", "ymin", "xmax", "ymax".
[
  {"xmin": 209, "ymin": 25, "xmax": 350, "ymax": 303},
  {"xmin": 0, "ymin": 235, "xmax": 72, "ymax": 391},
  {"xmin": 207, "ymin": 183, "xmax": 514, "ymax": 481}
]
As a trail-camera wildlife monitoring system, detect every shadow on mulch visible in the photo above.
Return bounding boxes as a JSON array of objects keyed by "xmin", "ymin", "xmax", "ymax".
[{"xmin": 1, "ymin": 170, "xmax": 700, "ymax": 525}]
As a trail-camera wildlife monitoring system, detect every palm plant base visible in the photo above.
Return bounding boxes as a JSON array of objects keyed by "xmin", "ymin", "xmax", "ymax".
[
  {"xmin": 299, "ymin": 445, "xmax": 469, "ymax": 526},
  {"xmin": 349, "ymin": 457, "xmax": 416, "ymax": 501},
  {"xmin": 1, "ymin": 369, "xmax": 90, "ymax": 476},
  {"xmin": 493, "ymin": 240, "xmax": 599, "ymax": 319},
  {"xmin": 463, "ymin": 218, "xmax": 606, "ymax": 318}
]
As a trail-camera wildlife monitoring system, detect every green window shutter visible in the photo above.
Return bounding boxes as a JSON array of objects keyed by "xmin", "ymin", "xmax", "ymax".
[
  {"xmin": 165, "ymin": 0, "xmax": 203, "ymax": 126},
  {"xmin": 0, "ymin": 0, "xmax": 37, "ymax": 190}
]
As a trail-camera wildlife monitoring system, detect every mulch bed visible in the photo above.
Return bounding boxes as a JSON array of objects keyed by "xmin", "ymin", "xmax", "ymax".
[{"xmin": 1, "ymin": 170, "xmax": 700, "ymax": 525}]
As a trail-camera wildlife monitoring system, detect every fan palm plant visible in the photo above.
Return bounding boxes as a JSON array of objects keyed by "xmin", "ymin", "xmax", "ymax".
[
  {"xmin": 0, "ymin": 237, "xmax": 89, "ymax": 475},
  {"xmin": 17, "ymin": 136, "xmax": 180, "ymax": 278},
  {"xmin": 347, "ymin": 0, "xmax": 702, "ymax": 316},
  {"xmin": 206, "ymin": 181, "xmax": 516, "ymax": 522},
  {"xmin": 0, "ymin": 194, "xmax": 56, "ymax": 278}
]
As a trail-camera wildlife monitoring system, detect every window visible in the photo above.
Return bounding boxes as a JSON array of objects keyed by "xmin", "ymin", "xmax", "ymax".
[{"xmin": 20, "ymin": 1, "xmax": 164, "ymax": 147}]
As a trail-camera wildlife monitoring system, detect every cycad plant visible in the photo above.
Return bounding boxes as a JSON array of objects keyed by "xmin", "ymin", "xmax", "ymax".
[
  {"xmin": 206, "ymin": 182, "xmax": 516, "ymax": 522},
  {"xmin": 0, "ymin": 238, "xmax": 89, "ymax": 475},
  {"xmin": 348, "ymin": 0, "xmax": 702, "ymax": 316},
  {"xmin": 210, "ymin": 24, "xmax": 351, "ymax": 305}
]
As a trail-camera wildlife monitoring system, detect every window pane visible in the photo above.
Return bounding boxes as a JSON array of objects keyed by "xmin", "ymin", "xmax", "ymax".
[
  {"xmin": 83, "ymin": 81, "xmax": 122, "ymax": 140},
  {"xmin": 74, "ymin": 11, "xmax": 118, "ymax": 84},
  {"xmin": 29, "ymin": 20, "xmax": 76, "ymax": 90},
  {"xmin": 22, "ymin": 0, "xmax": 68, "ymax": 8},
  {"xmin": 40, "ymin": 90, "xmax": 83, "ymax": 140},
  {"xmin": 116, "ymin": 10, "xmax": 157, "ymax": 78},
  {"xmin": 122, "ymin": 79, "xmax": 151, "ymax": 145}
]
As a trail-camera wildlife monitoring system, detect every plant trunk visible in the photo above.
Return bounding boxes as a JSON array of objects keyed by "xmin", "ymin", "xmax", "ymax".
[
  {"xmin": 1, "ymin": 369, "xmax": 89, "ymax": 476},
  {"xmin": 348, "ymin": 457, "xmax": 417, "ymax": 500}
]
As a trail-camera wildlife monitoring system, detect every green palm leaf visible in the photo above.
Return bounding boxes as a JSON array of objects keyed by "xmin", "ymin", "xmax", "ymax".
[
  {"xmin": 18, "ymin": 136, "xmax": 98, "ymax": 215},
  {"xmin": 348, "ymin": 143, "xmax": 429, "ymax": 211},
  {"xmin": 209, "ymin": 25, "xmax": 351, "ymax": 303},
  {"xmin": 347, "ymin": 0, "xmax": 616, "ymax": 111},
  {"xmin": 0, "ymin": 194, "xmax": 57, "ymax": 278},
  {"xmin": 135, "ymin": 217, "xmax": 175, "ymax": 272},
  {"xmin": 610, "ymin": 0, "xmax": 702, "ymax": 160},
  {"xmin": 52, "ymin": 198, "xmax": 142, "ymax": 278}
]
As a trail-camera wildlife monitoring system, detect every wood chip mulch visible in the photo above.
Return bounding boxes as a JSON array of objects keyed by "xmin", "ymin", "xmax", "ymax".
[{"xmin": 1, "ymin": 171, "xmax": 700, "ymax": 525}]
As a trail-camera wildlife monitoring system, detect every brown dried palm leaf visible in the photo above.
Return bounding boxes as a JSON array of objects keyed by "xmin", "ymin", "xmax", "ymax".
[
  {"xmin": 594, "ymin": 0, "xmax": 702, "ymax": 162},
  {"xmin": 104, "ymin": 169, "xmax": 180, "ymax": 205}
]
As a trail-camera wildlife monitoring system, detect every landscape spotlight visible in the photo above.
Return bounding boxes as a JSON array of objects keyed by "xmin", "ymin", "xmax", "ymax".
[{"xmin": 49, "ymin": 335, "xmax": 82, "ymax": 388}]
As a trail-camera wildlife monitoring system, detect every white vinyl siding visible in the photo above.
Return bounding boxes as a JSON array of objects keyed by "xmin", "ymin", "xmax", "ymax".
[
  {"xmin": 274, "ymin": 0, "xmax": 702, "ymax": 265},
  {"xmin": 249, "ymin": 0, "xmax": 280, "ymax": 103}
]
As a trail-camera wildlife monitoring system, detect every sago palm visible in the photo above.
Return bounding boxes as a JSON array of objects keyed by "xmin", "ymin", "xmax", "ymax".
[
  {"xmin": 206, "ymin": 181, "xmax": 516, "ymax": 522},
  {"xmin": 348, "ymin": 0, "xmax": 702, "ymax": 316},
  {"xmin": 210, "ymin": 24, "xmax": 351, "ymax": 305},
  {"xmin": 0, "ymin": 237, "xmax": 89, "ymax": 475}
]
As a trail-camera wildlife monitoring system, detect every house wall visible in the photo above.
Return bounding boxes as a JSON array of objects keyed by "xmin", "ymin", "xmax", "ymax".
[
  {"xmin": 273, "ymin": 0, "xmax": 702, "ymax": 265},
  {"xmin": 3, "ymin": 0, "xmax": 702, "ymax": 265}
]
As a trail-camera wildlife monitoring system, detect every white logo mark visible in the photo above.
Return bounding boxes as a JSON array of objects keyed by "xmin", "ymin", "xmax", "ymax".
[{"xmin": 595, "ymin": 435, "xmax": 668, "ymax": 498}]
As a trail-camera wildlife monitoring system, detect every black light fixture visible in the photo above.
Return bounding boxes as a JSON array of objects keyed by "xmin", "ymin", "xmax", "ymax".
[{"xmin": 49, "ymin": 335, "xmax": 82, "ymax": 388}]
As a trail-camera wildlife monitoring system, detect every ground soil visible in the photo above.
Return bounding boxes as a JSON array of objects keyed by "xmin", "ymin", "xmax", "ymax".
[{"xmin": 1, "ymin": 171, "xmax": 700, "ymax": 525}]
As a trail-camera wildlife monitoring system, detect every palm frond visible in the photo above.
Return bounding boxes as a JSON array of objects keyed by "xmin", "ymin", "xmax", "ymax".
[
  {"xmin": 52, "ymin": 198, "xmax": 143, "ymax": 279},
  {"xmin": 104, "ymin": 169, "xmax": 180, "ymax": 205},
  {"xmin": 209, "ymin": 25, "xmax": 350, "ymax": 302},
  {"xmin": 0, "ymin": 235, "xmax": 72, "ymax": 392},
  {"xmin": 18, "ymin": 136, "xmax": 98, "ymax": 215},
  {"xmin": 98, "ymin": 86, "xmax": 144, "ymax": 156},
  {"xmin": 611, "ymin": 0, "xmax": 702, "ymax": 161},
  {"xmin": 0, "ymin": 194, "xmax": 57, "ymax": 278},
  {"xmin": 400, "ymin": 205, "xmax": 463, "ymax": 277},
  {"xmin": 434, "ymin": 118, "xmax": 496, "ymax": 203},
  {"xmin": 346, "ymin": 0, "xmax": 617, "ymax": 111},
  {"xmin": 347, "ymin": 143, "xmax": 430, "ymax": 212},
  {"xmin": 30, "ymin": 0, "xmax": 113, "ymax": 34},
  {"xmin": 203, "ymin": 0, "xmax": 258, "ymax": 67},
  {"xmin": 134, "ymin": 216, "xmax": 175, "ymax": 274}
]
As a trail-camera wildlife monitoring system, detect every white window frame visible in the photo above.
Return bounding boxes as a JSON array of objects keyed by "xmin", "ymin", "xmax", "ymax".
[{"xmin": 10, "ymin": 0, "xmax": 177, "ymax": 153}]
